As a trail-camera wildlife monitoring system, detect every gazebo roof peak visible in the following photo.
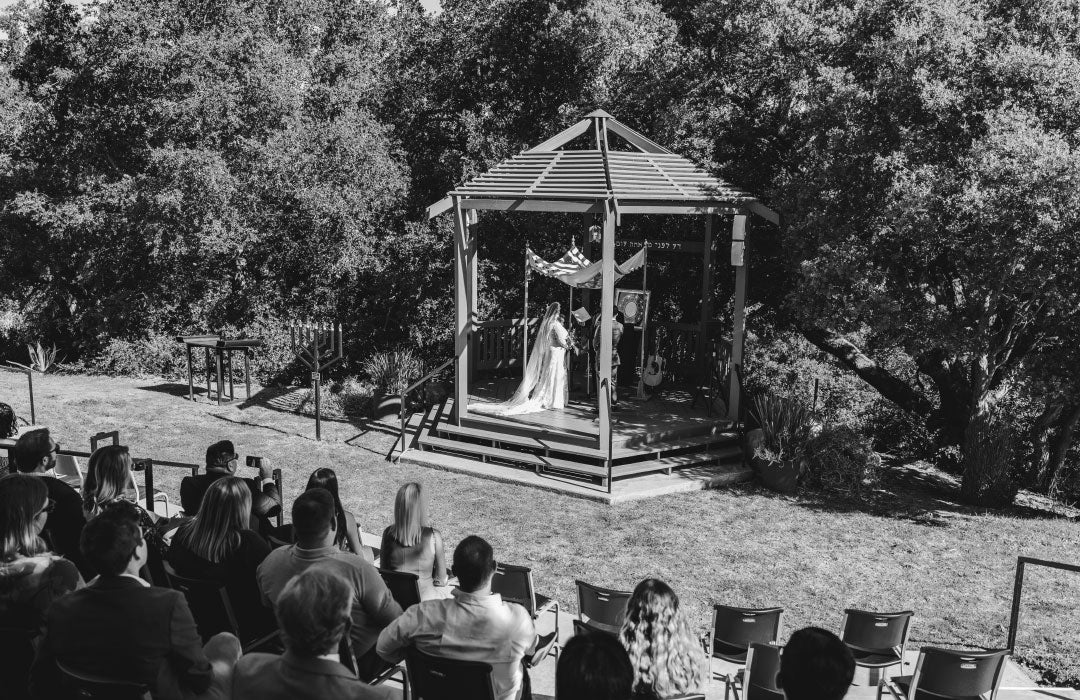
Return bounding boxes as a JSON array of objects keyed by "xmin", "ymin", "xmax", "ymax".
[{"xmin": 427, "ymin": 111, "xmax": 780, "ymax": 225}]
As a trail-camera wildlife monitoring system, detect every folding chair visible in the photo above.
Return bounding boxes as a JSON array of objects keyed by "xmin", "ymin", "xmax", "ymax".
[
  {"xmin": 162, "ymin": 561, "xmax": 278, "ymax": 652},
  {"xmin": 841, "ymin": 609, "xmax": 913, "ymax": 683},
  {"xmin": 52, "ymin": 454, "xmax": 83, "ymax": 490},
  {"xmin": 56, "ymin": 661, "xmax": 151, "ymax": 700},
  {"xmin": 880, "ymin": 647, "xmax": 1009, "ymax": 700},
  {"xmin": 341, "ymin": 629, "xmax": 410, "ymax": 700},
  {"xmin": 724, "ymin": 642, "xmax": 783, "ymax": 700},
  {"xmin": 492, "ymin": 562, "xmax": 560, "ymax": 665},
  {"xmin": 707, "ymin": 605, "xmax": 784, "ymax": 682},
  {"xmin": 379, "ymin": 568, "xmax": 423, "ymax": 610},
  {"xmin": 405, "ymin": 646, "xmax": 495, "ymax": 700},
  {"xmin": 572, "ymin": 618, "xmax": 615, "ymax": 638},
  {"xmin": 575, "ymin": 579, "xmax": 631, "ymax": 636}
]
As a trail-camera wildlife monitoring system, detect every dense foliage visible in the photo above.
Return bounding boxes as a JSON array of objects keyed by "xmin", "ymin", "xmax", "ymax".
[{"xmin": 2, "ymin": 0, "xmax": 1079, "ymax": 502}]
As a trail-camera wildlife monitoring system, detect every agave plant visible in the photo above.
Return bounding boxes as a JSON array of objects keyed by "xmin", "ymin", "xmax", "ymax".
[
  {"xmin": 752, "ymin": 393, "xmax": 813, "ymax": 464},
  {"xmin": 26, "ymin": 341, "xmax": 63, "ymax": 373},
  {"xmin": 362, "ymin": 349, "xmax": 423, "ymax": 396}
]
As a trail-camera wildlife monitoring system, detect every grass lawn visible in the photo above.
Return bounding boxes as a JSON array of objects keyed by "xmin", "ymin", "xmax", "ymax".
[{"xmin": 3, "ymin": 372, "xmax": 1078, "ymax": 687}]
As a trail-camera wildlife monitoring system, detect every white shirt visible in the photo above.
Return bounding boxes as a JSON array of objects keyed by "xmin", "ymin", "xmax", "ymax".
[{"xmin": 376, "ymin": 589, "xmax": 536, "ymax": 700}]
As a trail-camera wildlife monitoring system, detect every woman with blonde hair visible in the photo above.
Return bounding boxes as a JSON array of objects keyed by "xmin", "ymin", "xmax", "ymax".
[
  {"xmin": 81, "ymin": 444, "xmax": 137, "ymax": 518},
  {"xmin": 620, "ymin": 578, "xmax": 706, "ymax": 699},
  {"xmin": 0, "ymin": 474, "xmax": 83, "ymax": 638},
  {"xmin": 167, "ymin": 476, "xmax": 273, "ymax": 635},
  {"xmin": 379, "ymin": 482, "xmax": 450, "ymax": 600}
]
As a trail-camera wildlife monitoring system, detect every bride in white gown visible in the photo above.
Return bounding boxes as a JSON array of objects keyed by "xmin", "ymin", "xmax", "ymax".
[{"xmin": 471, "ymin": 302, "xmax": 574, "ymax": 416}]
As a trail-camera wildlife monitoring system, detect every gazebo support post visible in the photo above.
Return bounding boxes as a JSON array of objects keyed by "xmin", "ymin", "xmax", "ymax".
[
  {"xmin": 467, "ymin": 209, "xmax": 479, "ymax": 388},
  {"xmin": 698, "ymin": 214, "xmax": 714, "ymax": 381},
  {"xmin": 453, "ymin": 197, "xmax": 471, "ymax": 424},
  {"xmin": 728, "ymin": 214, "xmax": 749, "ymax": 421},
  {"xmin": 598, "ymin": 200, "xmax": 617, "ymax": 488}
]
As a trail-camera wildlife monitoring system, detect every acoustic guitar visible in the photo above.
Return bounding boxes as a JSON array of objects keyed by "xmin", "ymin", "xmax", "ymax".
[{"xmin": 642, "ymin": 330, "xmax": 667, "ymax": 388}]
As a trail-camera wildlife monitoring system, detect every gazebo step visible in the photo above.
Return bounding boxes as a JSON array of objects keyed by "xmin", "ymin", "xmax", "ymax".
[
  {"xmin": 417, "ymin": 433, "xmax": 608, "ymax": 479},
  {"xmin": 611, "ymin": 444, "xmax": 744, "ymax": 477}
]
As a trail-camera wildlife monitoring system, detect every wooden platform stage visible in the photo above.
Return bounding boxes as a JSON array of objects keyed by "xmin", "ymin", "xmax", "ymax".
[{"xmin": 397, "ymin": 378, "xmax": 753, "ymax": 502}]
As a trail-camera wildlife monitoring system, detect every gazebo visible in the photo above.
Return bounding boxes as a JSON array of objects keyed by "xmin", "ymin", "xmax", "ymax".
[{"xmin": 403, "ymin": 110, "xmax": 779, "ymax": 498}]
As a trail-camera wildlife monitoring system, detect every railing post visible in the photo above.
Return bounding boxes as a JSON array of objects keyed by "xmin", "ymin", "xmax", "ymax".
[
  {"xmin": 142, "ymin": 459, "xmax": 154, "ymax": 514},
  {"xmin": 27, "ymin": 369, "xmax": 35, "ymax": 425},
  {"xmin": 1007, "ymin": 557, "xmax": 1026, "ymax": 651}
]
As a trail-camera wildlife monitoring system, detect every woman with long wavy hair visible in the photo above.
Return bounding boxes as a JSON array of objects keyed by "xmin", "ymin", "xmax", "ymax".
[
  {"xmin": 81, "ymin": 445, "xmax": 137, "ymax": 519},
  {"xmin": 379, "ymin": 482, "xmax": 450, "ymax": 600},
  {"xmin": 0, "ymin": 474, "xmax": 83, "ymax": 639},
  {"xmin": 620, "ymin": 578, "xmax": 706, "ymax": 698},
  {"xmin": 167, "ymin": 476, "xmax": 274, "ymax": 635}
]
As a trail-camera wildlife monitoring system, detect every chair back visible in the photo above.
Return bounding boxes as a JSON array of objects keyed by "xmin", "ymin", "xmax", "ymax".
[
  {"xmin": 89, "ymin": 431, "xmax": 119, "ymax": 452},
  {"xmin": 162, "ymin": 561, "xmax": 239, "ymax": 640},
  {"xmin": 575, "ymin": 579, "xmax": 630, "ymax": 635},
  {"xmin": 492, "ymin": 562, "xmax": 536, "ymax": 615},
  {"xmin": 572, "ymin": 618, "xmax": 619, "ymax": 639},
  {"xmin": 379, "ymin": 568, "xmax": 422, "ymax": 610},
  {"xmin": 842, "ymin": 609, "xmax": 913, "ymax": 654},
  {"xmin": 57, "ymin": 660, "xmax": 150, "ymax": 700},
  {"xmin": 53, "ymin": 454, "xmax": 83, "ymax": 489},
  {"xmin": 744, "ymin": 642, "xmax": 784, "ymax": 700},
  {"xmin": 405, "ymin": 646, "xmax": 496, "ymax": 700},
  {"xmin": 910, "ymin": 647, "xmax": 1009, "ymax": 698},
  {"xmin": 0, "ymin": 625, "xmax": 35, "ymax": 700},
  {"xmin": 711, "ymin": 605, "xmax": 784, "ymax": 658}
]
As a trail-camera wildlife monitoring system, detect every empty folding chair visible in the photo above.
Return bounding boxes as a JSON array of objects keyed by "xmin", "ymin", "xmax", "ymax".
[
  {"xmin": 880, "ymin": 647, "xmax": 1009, "ymax": 700},
  {"xmin": 575, "ymin": 579, "xmax": 631, "ymax": 636},
  {"xmin": 724, "ymin": 642, "xmax": 783, "ymax": 700},
  {"xmin": 492, "ymin": 562, "xmax": 560, "ymax": 664},
  {"xmin": 707, "ymin": 605, "xmax": 784, "ymax": 681},
  {"xmin": 841, "ymin": 609, "xmax": 913, "ymax": 683}
]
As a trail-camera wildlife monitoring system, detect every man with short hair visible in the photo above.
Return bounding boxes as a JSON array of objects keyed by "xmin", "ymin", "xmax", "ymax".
[
  {"xmin": 257, "ymin": 489, "xmax": 402, "ymax": 682},
  {"xmin": 180, "ymin": 440, "xmax": 280, "ymax": 533},
  {"xmin": 31, "ymin": 501, "xmax": 240, "ymax": 700},
  {"xmin": 376, "ymin": 535, "xmax": 537, "ymax": 700},
  {"xmin": 232, "ymin": 568, "xmax": 393, "ymax": 700},
  {"xmin": 13, "ymin": 428, "xmax": 86, "ymax": 573},
  {"xmin": 776, "ymin": 627, "xmax": 855, "ymax": 700}
]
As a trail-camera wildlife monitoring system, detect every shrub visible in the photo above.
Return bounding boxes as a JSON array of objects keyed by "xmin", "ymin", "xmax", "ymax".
[
  {"xmin": 296, "ymin": 376, "xmax": 375, "ymax": 419},
  {"xmin": 961, "ymin": 413, "xmax": 1021, "ymax": 508},
  {"xmin": 363, "ymin": 349, "xmax": 423, "ymax": 395},
  {"xmin": 87, "ymin": 334, "xmax": 190, "ymax": 379},
  {"xmin": 804, "ymin": 425, "xmax": 882, "ymax": 496},
  {"xmin": 752, "ymin": 393, "xmax": 813, "ymax": 463}
]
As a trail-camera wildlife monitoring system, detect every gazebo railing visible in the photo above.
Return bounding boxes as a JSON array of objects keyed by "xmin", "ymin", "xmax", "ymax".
[{"xmin": 472, "ymin": 318, "xmax": 538, "ymax": 371}]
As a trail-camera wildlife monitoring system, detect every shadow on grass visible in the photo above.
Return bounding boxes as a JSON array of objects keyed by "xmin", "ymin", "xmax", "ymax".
[
  {"xmin": 138, "ymin": 382, "xmax": 207, "ymax": 400},
  {"xmin": 761, "ymin": 456, "xmax": 1076, "ymax": 523}
]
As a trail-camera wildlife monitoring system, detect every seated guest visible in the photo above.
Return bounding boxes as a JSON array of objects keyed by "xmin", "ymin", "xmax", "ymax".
[
  {"xmin": 233, "ymin": 568, "xmax": 393, "ymax": 700},
  {"xmin": 556, "ymin": 630, "xmax": 635, "ymax": 700},
  {"xmin": 306, "ymin": 467, "xmax": 369, "ymax": 560},
  {"xmin": 31, "ymin": 500, "xmax": 241, "ymax": 700},
  {"xmin": 777, "ymin": 627, "xmax": 855, "ymax": 700},
  {"xmin": 13, "ymin": 428, "xmax": 86, "ymax": 574},
  {"xmin": 377, "ymin": 535, "xmax": 536, "ymax": 700},
  {"xmin": 181, "ymin": 440, "xmax": 281, "ymax": 534},
  {"xmin": 620, "ymin": 578, "xmax": 706, "ymax": 698},
  {"xmin": 379, "ymin": 482, "xmax": 450, "ymax": 601},
  {"xmin": 257, "ymin": 489, "xmax": 401, "ymax": 682},
  {"xmin": 0, "ymin": 474, "xmax": 84, "ymax": 636},
  {"xmin": 167, "ymin": 477, "xmax": 275, "ymax": 637}
]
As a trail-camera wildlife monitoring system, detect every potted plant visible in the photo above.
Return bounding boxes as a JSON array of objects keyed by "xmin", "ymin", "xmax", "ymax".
[
  {"xmin": 364, "ymin": 350, "xmax": 423, "ymax": 419},
  {"xmin": 745, "ymin": 393, "xmax": 812, "ymax": 495}
]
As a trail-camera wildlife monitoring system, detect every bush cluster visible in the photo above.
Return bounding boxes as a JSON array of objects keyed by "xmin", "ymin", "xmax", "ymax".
[{"xmin": 803, "ymin": 425, "xmax": 882, "ymax": 497}]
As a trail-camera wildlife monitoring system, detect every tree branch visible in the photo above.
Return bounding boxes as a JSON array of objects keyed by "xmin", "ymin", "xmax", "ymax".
[{"xmin": 799, "ymin": 325, "xmax": 934, "ymax": 416}]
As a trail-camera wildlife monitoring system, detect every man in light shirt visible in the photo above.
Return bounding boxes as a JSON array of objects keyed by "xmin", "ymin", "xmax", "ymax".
[{"xmin": 376, "ymin": 535, "xmax": 537, "ymax": 700}]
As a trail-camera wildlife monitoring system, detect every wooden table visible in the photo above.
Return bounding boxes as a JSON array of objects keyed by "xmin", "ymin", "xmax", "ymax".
[{"xmin": 175, "ymin": 336, "xmax": 264, "ymax": 406}]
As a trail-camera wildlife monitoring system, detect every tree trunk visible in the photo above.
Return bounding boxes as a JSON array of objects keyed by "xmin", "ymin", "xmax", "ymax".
[
  {"xmin": 916, "ymin": 348, "xmax": 971, "ymax": 449},
  {"xmin": 799, "ymin": 325, "xmax": 933, "ymax": 416},
  {"xmin": 1045, "ymin": 402, "xmax": 1080, "ymax": 493},
  {"xmin": 1029, "ymin": 400, "xmax": 1063, "ymax": 489}
]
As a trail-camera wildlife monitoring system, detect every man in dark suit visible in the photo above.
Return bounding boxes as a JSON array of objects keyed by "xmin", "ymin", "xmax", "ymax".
[
  {"xmin": 31, "ymin": 500, "xmax": 240, "ymax": 700},
  {"xmin": 180, "ymin": 440, "xmax": 280, "ymax": 533},
  {"xmin": 14, "ymin": 428, "xmax": 87, "ymax": 576},
  {"xmin": 233, "ymin": 568, "xmax": 393, "ymax": 700}
]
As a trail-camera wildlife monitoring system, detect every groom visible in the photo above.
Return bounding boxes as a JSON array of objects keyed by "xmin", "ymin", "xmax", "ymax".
[{"xmin": 592, "ymin": 305, "xmax": 624, "ymax": 408}]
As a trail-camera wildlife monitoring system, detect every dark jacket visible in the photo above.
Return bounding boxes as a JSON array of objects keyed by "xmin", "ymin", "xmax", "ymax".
[
  {"xmin": 40, "ymin": 476, "xmax": 88, "ymax": 576},
  {"xmin": 232, "ymin": 651, "xmax": 394, "ymax": 700},
  {"xmin": 180, "ymin": 471, "xmax": 281, "ymax": 532},
  {"xmin": 31, "ymin": 576, "xmax": 212, "ymax": 700}
]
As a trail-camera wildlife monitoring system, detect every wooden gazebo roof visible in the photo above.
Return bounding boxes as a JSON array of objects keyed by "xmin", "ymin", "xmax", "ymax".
[{"xmin": 428, "ymin": 110, "xmax": 779, "ymax": 224}]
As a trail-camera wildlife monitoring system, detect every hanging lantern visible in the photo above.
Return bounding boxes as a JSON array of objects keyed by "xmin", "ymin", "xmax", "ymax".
[{"xmin": 589, "ymin": 224, "xmax": 602, "ymax": 243}]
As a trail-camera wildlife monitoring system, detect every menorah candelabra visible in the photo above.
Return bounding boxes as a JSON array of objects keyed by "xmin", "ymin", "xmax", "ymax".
[{"xmin": 290, "ymin": 321, "xmax": 344, "ymax": 441}]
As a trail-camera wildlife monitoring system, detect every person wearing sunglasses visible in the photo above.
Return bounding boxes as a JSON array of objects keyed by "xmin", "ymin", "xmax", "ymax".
[
  {"xmin": 12, "ymin": 428, "xmax": 87, "ymax": 576},
  {"xmin": 0, "ymin": 474, "xmax": 84, "ymax": 657},
  {"xmin": 180, "ymin": 440, "xmax": 281, "ymax": 536},
  {"xmin": 233, "ymin": 568, "xmax": 393, "ymax": 700},
  {"xmin": 31, "ymin": 500, "xmax": 241, "ymax": 700}
]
